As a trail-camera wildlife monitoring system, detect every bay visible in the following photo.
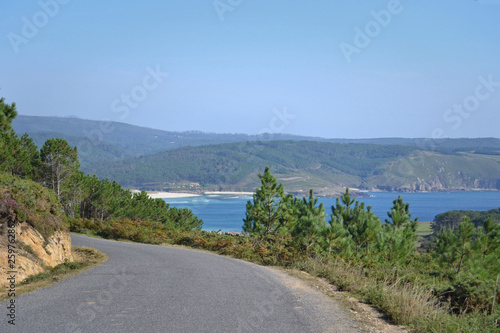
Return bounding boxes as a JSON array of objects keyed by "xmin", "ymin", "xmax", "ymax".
[{"xmin": 164, "ymin": 191, "xmax": 500, "ymax": 232}]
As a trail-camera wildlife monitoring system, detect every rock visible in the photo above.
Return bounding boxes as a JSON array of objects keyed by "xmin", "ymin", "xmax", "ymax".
[{"xmin": 0, "ymin": 222, "xmax": 73, "ymax": 287}]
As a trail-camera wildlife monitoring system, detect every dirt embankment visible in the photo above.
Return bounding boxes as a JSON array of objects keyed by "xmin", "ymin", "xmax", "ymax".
[{"xmin": 1, "ymin": 208, "xmax": 73, "ymax": 287}]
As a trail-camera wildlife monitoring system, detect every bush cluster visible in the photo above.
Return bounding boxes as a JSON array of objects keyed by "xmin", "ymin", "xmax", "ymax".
[{"xmin": 0, "ymin": 173, "xmax": 67, "ymax": 241}]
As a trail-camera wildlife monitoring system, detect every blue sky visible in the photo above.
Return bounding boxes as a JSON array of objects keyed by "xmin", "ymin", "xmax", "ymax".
[{"xmin": 1, "ymin": 0, "xmax": 499, "ymax": 139}]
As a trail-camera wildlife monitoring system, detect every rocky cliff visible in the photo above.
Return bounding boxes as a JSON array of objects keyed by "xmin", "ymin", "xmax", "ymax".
[
  {"xmin": 0, "ymin": 221, "xmax": 73, "ymax": 286},
  {"xmin": 365, "ymin": 152, "xmax": 500, "ymax": 193},
  {"xmin": 0, "ymin": 174, "xmax": 73, "ymax": 287}
]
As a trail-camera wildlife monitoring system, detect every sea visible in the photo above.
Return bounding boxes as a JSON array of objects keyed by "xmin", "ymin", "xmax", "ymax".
[{"xmin": 164, "ymin": 191, "xmax": 500, "ymax": 232}]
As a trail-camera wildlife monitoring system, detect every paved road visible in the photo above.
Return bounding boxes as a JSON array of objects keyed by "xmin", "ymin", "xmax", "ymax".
[{"xmin": 3, "ymin": 234, "xmax": 362, "ymax": 332}]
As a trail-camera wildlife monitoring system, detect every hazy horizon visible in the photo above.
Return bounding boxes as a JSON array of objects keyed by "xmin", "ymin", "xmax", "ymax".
[
  {"xmin": 14, "ymin": 114, "xmax": 500, "ymax": 141},
  {"xmin": 2, "ymin": 1, "xmax": 499, "ymax": 139}
]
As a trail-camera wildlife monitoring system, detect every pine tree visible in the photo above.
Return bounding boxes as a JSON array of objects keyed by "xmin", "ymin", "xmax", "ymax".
[
  {"xmin": 0, "ymin": 97, "xmax": 17, "ymax": 131},
  {"xmin": 385, "ymin": 195, "xmax": 418, "ymax": 229},
  {"xmin": 378, "ymin": 195, "xmax": 418, "ymax": 262},
  {"xmin": 463, "ymin": 218, "xmax": 500, "ymax": 278},
  {"xmin": 330, "ymin": 188, "xmax": 381, "ymax": 257},
  {"xmin": 347, "ymin": 202, "xmax": 380, "ymax": 255},
  {"xmin": 0, "ymin": 99, "xmax": 42, "ymax": 179},
  {"xmin": 321, "ymin": 216, "xmax": 350, "ymax": 257},
  {"xmin": 19, "ymin": 133, "xmax": 42, "ymax": 180},
  {"xmin": 434, "ymin": 216, "xmax": 477, "ymax": 277},
  {"xmin": 331, "ymin": 187, "xmax": 355, "ymax": 225},
  {"xmin": 291, "ymin": 189, "xmax": 326, "ymax": 255},
  {"xmin": 243, "ymin": 167, "xmax": 292, "ymax": 238},
  {"xmin": 40, "ymin": 138, "xmax": 80, "ymax": 200}
]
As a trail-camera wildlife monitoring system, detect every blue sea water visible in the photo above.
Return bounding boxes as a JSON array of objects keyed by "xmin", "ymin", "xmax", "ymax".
[{"xmin": 164, "ymin": 191, "xmax": 500, "ymax": 232}]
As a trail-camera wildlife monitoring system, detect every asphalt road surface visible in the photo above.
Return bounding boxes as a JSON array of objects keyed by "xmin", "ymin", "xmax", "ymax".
[{"xmin": 3, "ymin": 234, "xmax": 363, "ymax": 332}]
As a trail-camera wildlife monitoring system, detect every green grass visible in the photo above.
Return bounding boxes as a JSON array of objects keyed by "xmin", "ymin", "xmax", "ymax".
[
  {"xmin": 292, "ymin": 258, "xmax": 500, "ymax": 332},
  {"xmin": 416, "ymin": 221, "xmax": 432, "ymax": 236},
  {"xmin": 416, "ymin": 221, "xmax": 432, "ymax": 248}
]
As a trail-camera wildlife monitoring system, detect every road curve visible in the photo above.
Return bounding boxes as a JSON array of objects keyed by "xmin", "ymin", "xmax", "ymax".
[{"xmin": 3, "ymin": 234, "xmax": 362, "ymax": 332}]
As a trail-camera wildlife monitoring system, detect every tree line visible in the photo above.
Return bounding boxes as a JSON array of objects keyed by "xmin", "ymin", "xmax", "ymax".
[
  {"xmin": 432, "ymin": 208, "xmax": 500, "ymax": 232},
  {"xmin": 243, "ymin": 166, "xmax": 500, "ymax": 319},
  {"xmin": 0, "ymin": 97, "xmax": 202, "ymax": 230},
  {"xmin": 243, "ymin": 166, "xmax": 419, "ymax": 262}
]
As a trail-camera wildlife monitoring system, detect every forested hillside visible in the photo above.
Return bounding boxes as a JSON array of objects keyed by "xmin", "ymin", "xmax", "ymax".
[
  {"xmin": 88, "ymin": 141, "xmax": 415, "ymax": 193},
  {"xmin": 13, "ymin": 116, "xmax": 500, "ymax": 195},
  {"xmin": 14, "ymin": 115, "xmax": 500, "ymax": 169},
  {"xmin": 12, "ymin": 115, "xmax": 307, "ymax": 167},
  {"xmin": 89, "ymin": 141, "xmax": 500, "ymax": 195}
]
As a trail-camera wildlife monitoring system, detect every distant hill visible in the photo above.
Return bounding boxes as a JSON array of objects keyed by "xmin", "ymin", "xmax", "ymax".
[
  {"xmin": 14, "ymin": 116, "xmax": 500, "ymax": 149},
  {"xmin": 89, "ymin": 141, "xmax": 500, "ymax": 195},
  {"xmin": 13, "ymin": 115, "xmax": 264, "ymax": 154},
  {"xmin": 26, "ymin": 131, "xmax": 134, "ymax": 170},
  {"xmin": 13, "ymin": 116, "xmax": 500, "ymax": 195},
  {"xmin": 12, "ymin": 115, "xmax": 313, "ymax": 169}
]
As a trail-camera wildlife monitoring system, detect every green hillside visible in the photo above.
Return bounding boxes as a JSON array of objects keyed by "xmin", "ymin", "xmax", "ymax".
[
  {"xmin": 14, "ymin": 115, "xmax": 500, "ymax": 169},
  {"xmin": 12, "ymin": 115, "xmax": 306, "ymax": 156},
  {"xmin": 89, "ymin": 140, "xmax": 416, "ymax": 192},
  {"xmin": 366, "ymin": 151, "xmax": 500, "ymax": 191},
  {"xmin": 89, "ymin": 141, "xmax": 500, "ymax": 195},
  {"xmin": 13, "ymin": 116, "xmax": 500, "ymax": 195}
]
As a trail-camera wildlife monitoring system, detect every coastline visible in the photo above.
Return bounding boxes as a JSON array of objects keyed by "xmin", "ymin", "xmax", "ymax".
[
  {"xmin": 136, "ymin": 188, "xmax": 499, "ymax": 200},
  {"xmin": 143, "ymin": 191, "xmax": 254, "ymax": 199},
  {"xmin": 204, "ymin": 191, "xmax": 254, "ymax": 196},
  {"xmin": 145, "ymin": 191, "xmax": 201, "ymax": 199}
]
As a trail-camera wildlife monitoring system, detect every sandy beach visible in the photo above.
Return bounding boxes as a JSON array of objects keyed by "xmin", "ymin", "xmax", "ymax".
[
  {"xmin": 204, "ymin": 191, "xmax": 254, "ymax": 196},
  {"xmin": 143, "ymin": 191, "xmax": 254, "ymax": 199},
  {"xmin": 145, "ymin": 191, "xmax": 201, "ymax": 199}
]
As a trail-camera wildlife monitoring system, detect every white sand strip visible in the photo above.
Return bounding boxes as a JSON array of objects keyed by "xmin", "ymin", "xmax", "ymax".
[
  {"xmin": 203, "ymin": 191, "xmax": 254, "ymax": 195},
  {"xmin": 146, "ymin": 191, "xmax": 201, "ymax": 199}
]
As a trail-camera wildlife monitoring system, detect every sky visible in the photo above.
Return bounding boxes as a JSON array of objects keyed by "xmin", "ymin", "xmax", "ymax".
[{"xmin": 1, "ymin": 0, "xmax": 499, "ymax": 139}]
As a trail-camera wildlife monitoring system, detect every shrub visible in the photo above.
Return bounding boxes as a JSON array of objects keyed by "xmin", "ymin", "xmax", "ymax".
[{"xmin": 0, "ymin": 173, "xmax": 67, "ymax": 241}]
